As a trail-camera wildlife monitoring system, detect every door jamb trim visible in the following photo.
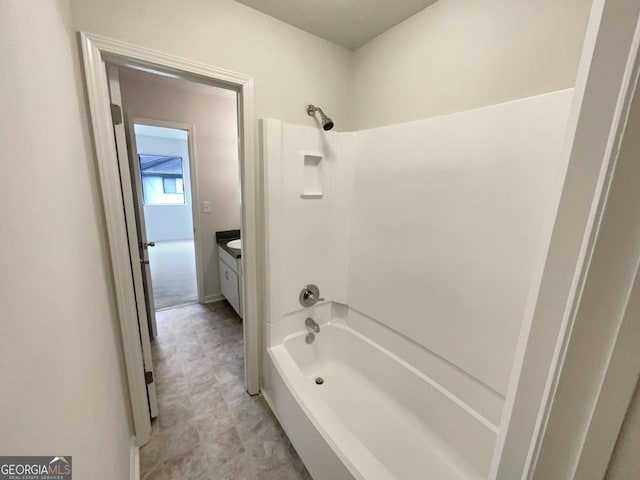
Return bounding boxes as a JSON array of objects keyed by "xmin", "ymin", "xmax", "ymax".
[{"xmin": 80, "ymin": 32, "xmax": 260, "ymax": 446}]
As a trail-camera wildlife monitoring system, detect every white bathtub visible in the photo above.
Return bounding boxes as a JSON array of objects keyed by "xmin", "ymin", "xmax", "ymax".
[{"xmin": 262, "ymin": 305, "xmax": 498, "ymax": 480}]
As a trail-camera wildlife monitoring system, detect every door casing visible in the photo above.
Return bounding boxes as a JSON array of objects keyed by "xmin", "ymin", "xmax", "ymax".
[
  {"xmin": 80, "ymin": 32, "xmax": 260, "ymax": 446},
  {"xmin": 489, "ymin": 0, "xmax": 640, "ymax": 478}
]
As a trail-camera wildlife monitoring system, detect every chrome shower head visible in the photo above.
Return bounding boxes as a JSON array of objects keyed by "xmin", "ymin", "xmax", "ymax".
[{"xmin": 307, "ymin": 104, "xmax": 334, "ymax": 131}]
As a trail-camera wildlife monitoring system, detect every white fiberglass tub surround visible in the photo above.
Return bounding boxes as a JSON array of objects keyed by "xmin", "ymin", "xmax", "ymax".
[
  {"xmin": 260, "ymin": 91, "xmax": 573, "ymax": 479},
  {"xmin": 263, "ymin": 303, "xmax": 498, "ymax": 480}
]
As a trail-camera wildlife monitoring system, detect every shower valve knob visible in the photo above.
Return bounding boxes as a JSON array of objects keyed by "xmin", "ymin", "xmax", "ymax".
[{"xmin": 299, "ymin": 284, "xmax": 324, "ymax": 307}]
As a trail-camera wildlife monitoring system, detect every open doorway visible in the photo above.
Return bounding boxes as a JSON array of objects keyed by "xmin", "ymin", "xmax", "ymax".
[
  {"xmin": 80, "ymin": 33, "xmax": 263, "ymax": 452},
  {"xmin": 132, "ymin": 124, "xmax": 198, "ymax": 312},
  {"xmin": 105, "ymin": 63, "xmax": 307, "ymax": 479},
  {"xmin": 113, "ymin": 64, "xmax": 244, "ymax": 382}
]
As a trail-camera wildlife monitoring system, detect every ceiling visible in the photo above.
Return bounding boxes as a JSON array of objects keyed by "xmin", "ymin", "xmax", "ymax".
[{"xmin": 234, "ymin": 0, "xmax": 439, "ymax": 50}]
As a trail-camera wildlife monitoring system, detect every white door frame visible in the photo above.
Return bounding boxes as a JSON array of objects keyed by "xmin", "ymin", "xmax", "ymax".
[
  {"xmin": 80, "ymin": 32, "xmax": 260, "ymax": 446},
  {"xmin": 490, "ymin": 0, "xmax": 640, "ymax": 478},
  {"xmin": 527, "ymin": 11, "xmax": 640, "ymax": 477},
  {"xmin": 128, "ymin": 117, "xmax": 205, "ymax": 306}
]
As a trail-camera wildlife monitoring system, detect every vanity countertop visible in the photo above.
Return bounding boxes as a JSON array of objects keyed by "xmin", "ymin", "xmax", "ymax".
[{"xmin": 216, "ymin": 229, "xmax": 241, "ymax": 259}]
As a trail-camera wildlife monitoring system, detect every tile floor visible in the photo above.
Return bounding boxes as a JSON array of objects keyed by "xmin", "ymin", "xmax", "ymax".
[
  {"xmin": 147, "ymin": 240, "xmax": 198, "ymax": 309},
  {"xmin": 140, "ymin": 301, "xmax": 312, "ymax": 480}
]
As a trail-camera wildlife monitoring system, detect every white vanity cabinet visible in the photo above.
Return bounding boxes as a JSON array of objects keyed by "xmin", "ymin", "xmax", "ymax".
[{"xmin": 218, "ymin": 246, "xmax": 242, "ymax": 317}]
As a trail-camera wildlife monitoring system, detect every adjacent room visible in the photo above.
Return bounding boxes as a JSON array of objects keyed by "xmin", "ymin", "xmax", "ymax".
[{"xmin": 134, "ymin": 124, "xmax": 197, "ymax": 310}]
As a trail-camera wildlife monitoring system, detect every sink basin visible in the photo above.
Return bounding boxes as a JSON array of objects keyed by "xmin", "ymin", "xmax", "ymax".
[{"xmin": 226, "ymin": 239, "xmax": 242, "ymax": 250}]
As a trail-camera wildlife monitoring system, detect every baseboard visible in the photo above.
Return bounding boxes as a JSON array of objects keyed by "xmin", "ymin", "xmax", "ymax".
[
  {"xmin": 130, "ymin": 436, "xmax": 140, "ymax": 480},
  {"xmin": 203, "ymin": 293, "xmax": 225, "ymax": 304}
]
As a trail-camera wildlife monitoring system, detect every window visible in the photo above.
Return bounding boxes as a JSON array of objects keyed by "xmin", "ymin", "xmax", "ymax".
[
  {"xmin": 138, "ymin": 155, "xmax": 185, "ymax": 205},
  {"xmin": 163, "ymin": 177, "xmax": 176, "ymax": 194},
  {"xmin": 162, "ymin": 177, "xmax": 185, "ymax": 194}
]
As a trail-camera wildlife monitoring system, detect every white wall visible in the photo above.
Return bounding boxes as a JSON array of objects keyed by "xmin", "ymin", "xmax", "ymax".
[
  {"xmin": 71, "ymin": 0, "xmax": 351, "ymax": 129},
  {"xmin": 349, "ymin": 0, "xmax": 592, "ymax": 130},
  {"xmin": 71, "ymin": 0, "xmax": 591, "ymax": 132},
  {"xmin": 0, "ymin": 1, "xmax": 132, "ymax": 479},
  {"xmin": 119, "ymin": 69, "xmax": 241, "ymax": 301},
  {"xmin": 135, "ymin": 134, "xmax": 194, "ymax": 242}
]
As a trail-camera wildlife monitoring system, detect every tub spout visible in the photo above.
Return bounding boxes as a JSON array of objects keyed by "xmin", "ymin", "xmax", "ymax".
[{"xmin": 305, "ymin": 317, "xmax": 320, "ymax": 333}]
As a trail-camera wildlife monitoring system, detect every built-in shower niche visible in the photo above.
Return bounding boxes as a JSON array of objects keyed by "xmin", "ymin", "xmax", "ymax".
[{"xmin": 301, "ymin": 152, "xmax": 323, "ymax": 198}]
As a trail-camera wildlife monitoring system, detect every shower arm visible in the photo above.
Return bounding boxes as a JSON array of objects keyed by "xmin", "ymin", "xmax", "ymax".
[
  {"xmin": 306, "ymin": 104, "xmax": 335, "ymax": 131},
  {"xmin": 307, "ymin": 104, "xmax": 324, "ymax": 117}
]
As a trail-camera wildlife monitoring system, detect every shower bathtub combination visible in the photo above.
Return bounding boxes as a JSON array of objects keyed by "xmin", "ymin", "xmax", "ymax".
[
  {"xmin": 259, "ymin": 89, "xmax": 574, "ymax": 479},
  {"xmin": 262, "ymin": 303, "xmax": 498, "ymax": 480}
]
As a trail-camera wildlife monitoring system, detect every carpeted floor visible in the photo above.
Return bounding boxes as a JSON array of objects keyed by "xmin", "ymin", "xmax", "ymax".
[{"xmin": 147, "ymin": 240, "xmax": 198, "ymax": 310}]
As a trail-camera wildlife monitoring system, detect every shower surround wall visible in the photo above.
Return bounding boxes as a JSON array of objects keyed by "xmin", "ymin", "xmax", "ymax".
[
  {"xmin": 348, "ymin": 89, "xmax": 574, "ymax": 412},
  {"xmin": 262, "ymin": 120, "xmax": 354, "ymax": 322},
  {"xmin": 262, "ymin": 88, "xmax": 574, "ymax": 478}
]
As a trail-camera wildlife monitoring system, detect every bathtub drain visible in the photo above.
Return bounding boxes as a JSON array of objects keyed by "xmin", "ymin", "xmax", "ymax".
[{"xmin": 315, "ymin": 377, "xmax": 324, "ymax": 385}]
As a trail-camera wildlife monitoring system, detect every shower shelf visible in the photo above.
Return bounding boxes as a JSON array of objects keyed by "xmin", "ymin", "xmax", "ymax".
[{"xmin": 301, "ymin": 152, "xmax": 324, "ymax": 198}]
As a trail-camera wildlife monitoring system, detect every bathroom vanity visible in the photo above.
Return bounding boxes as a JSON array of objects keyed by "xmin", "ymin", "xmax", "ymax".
[{"xmin": 216, "ymin": 230, "xmax": 243, "ymax": 317}]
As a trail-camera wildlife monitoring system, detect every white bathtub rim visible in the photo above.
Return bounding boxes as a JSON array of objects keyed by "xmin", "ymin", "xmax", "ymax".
[
  {"xmin": 268, "ymin": 344, "xmax": 396, "ymax": 480},
  {"xmin": 280, "ymin": 321, "xmax": 499, "ymax": 435}
]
